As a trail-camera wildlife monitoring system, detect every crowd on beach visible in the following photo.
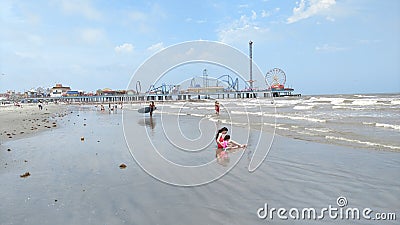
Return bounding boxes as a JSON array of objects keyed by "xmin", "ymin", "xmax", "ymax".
[{"xmin": 98, "ymin": 103, "xmax": 123, "ymax": 113}]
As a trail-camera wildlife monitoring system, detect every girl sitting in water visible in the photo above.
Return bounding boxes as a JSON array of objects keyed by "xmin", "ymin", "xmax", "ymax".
[
  {"xmin": 221, "ymin": 135, "xmax": 246, "ymax": 150},
  {"xmin": 217, "ymin": 134, "xmax": 247, "ymax": 159}
]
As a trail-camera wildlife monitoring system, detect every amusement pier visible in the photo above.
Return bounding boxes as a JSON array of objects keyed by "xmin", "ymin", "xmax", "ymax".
[{"xmin": 1, "ymin": 41, "xmax": 300, "ymax": 104}]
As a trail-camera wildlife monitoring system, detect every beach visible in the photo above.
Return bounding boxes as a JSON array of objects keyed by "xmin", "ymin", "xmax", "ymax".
[
  {"xmin": 0, "ymin": 103, "xmax": 68, "ymax": 144},
  {"xmin": 0, "ymin": 95, "xmax": 399, "ymax": 225}
]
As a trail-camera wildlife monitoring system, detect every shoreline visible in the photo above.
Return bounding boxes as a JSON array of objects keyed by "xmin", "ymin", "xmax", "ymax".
[
  {"xmin": 0, "ymin": 103, "xmax": 69, "ymax": 144},
  {"xmin": 1, "ymin": 98, "xmax": 399, "ymax": 153}
]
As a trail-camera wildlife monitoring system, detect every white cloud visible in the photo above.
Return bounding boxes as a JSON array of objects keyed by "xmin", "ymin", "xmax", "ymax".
[
  {"xmin": 287, "ymin": 0, "xmax": 336, "ymax": 24},
  {"xmin": 261, "ymin": 8, "xmax": 280, "ymax": 18},
  {"xmin": 315, "ymin": 44, "xmax": 347, "ymax": 52},
  {"xmin": 147, "ymin": 42, "xmax": 164, "ymax": 52},
  {"xmin": 115, "ymin": 43, "xmax": 134, "ymax": 53},
  {"xmin": 217, "ymin": 14, "xmax": 269, "ymax": 44},
  {"xmin": 261, "ymin": 10, "xmax": 270, "ymax": 18},
  {"xmin": 61, "ymin": 0, "xmax": 101, "ymax": 20}
]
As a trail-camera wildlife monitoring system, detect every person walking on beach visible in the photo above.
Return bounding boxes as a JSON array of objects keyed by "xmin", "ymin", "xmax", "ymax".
[
  {"xmin": 149, "ymin": 101, "xmax": 156, "ymax": 117},
  {"xmin": 215, "ymin": 101, "xmax": 220, "ymax": 115}
]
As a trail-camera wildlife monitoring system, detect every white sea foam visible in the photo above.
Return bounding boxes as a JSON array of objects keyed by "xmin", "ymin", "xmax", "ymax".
[
  {"xmin": 293, "ymin": 105, "xmax": 314, "ymax": 110},
  {"xmin": 276, "ymin": 127, "xmax": 290, "ymax": 131},
  {"xmin": 351, "ymin": 99, "xmax": 377, "ymax": 106},
  {"xmin": 332, "ymin": 106, "xmax": 345, "ymax": 109},
  {"xmin": 362, "ymin": 122, "xmax": 375, "ymax": 125},
  {"xmin": 190, "ymin": 113, "xmax": 205, "ymax": 117},
  {"xmin": 268, "ymin": 114, "xmax": 326, "ymax": 123},
  {"xmin": 305, "ymin": 128, "xmax": 331, "ymax": 133},
  {"xmin": 391, "ymin": 100, "xmax": 400, "ymax": 105},
  {"xmin": 296, "ymin": 131, "xmax": 317, "ymax": 136},
  {"xmin": 263, "ymin": 122, "xmax": 279, "ymax": 127},
  {"xmin": 354, "ymin": 95, "xmax": 377, "ymax": 98},
  {"xmin": 196, "ymin": 107, "xmax": 215, "ymax": 110},
  {"xmin": 325, "ymin": 136, "xmax": 400, "ymax": 150},
  {"xmin": 230, "ymin": 111, "xmax": 264, "ymax": 116},
  {"xmin": 332, "ymin": 106, "xmax": 364, "ymax": 110},
  {"xmin": 375, "ymin": 123, "xmax": 400, "ymax": 131},
  {"xmin": 307, "ymin": 97, "xmax": 346, "ymax": 105},
  {"xmin": 167, "ymin": 105, "xmax": 191, "ymax": 109},
  {"xmin": 231, "ymin": 111, "xmax": 248, "ymax": 115},
  {"xmin": 207, "ymin": 118, "xmax": 235, "ymax": 125},
  {"xmin": 274, "ymin": 99, "xmax": 303, "ymax": 107}
]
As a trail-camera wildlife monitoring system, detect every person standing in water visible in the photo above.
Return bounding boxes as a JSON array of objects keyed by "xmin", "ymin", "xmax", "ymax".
[
  {"xmin": 215, "ymin": 101, "xmax": 220, "ymax": 115},
  {"xmin": 149, "ymin": 101, "xmax": 156, "ymax": 117}
]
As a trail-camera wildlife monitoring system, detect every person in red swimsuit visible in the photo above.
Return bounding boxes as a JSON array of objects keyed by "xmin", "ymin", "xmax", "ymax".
[
  {"xmin": 216, "ymin": 127, "xmax": 228, "ymax": 148},
  {"xmin": 215, "ymin": 127, "xmax": 228, "ymax": 157},
  {"xmin": 215, "ymin": 101, "xmax": 220, "ymax": 115}
]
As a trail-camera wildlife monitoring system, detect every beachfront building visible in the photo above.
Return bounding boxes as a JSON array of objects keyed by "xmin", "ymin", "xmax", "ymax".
[
  {"xmin": 96, "ymin": 88, "xmax": 126, "ymax": 96},
  {"xmin": 0, "ymin": 93, "xmax": 7, "ymax": 102},
  {"xmin": 65, "ymin": 90, "xmax": 83, "ymax": 97},
  {"xmin": 50, "ymin": 84, "xmax": 71, "ymax": 97}
]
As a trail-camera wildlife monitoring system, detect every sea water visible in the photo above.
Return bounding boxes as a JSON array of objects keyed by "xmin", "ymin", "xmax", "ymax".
[{"xmin": 144, "ymin": 93, "xmax": 400, "ymax": 151}]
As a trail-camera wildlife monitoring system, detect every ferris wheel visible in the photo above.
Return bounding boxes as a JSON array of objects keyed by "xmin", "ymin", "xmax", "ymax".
[{"xmin": 265, "ymin": 68, "xmax": 286, "ymax": 87}]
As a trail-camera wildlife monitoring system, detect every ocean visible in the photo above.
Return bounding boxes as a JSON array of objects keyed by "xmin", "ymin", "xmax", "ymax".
[{"xmin": 144, "ymin": 93, "xmax": 400, "ymax": 152}]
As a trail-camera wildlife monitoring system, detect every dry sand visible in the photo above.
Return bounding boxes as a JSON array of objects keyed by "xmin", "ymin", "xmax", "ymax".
[{"xmin": 0, "ymin": 103, "xmax": 68, "ymax": 144}]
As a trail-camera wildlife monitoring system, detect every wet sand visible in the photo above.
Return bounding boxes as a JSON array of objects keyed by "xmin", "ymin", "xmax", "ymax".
[
  {"xmin": 0, "ymin": 106, "xmax": 399, "ymax": 225},
  {"xmin": 0, "ymin": 104, "xmax": 68, "ymax": 144}
]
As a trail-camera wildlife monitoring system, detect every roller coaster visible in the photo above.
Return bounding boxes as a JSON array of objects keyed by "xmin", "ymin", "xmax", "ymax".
[
  {"xmin": 137, "ymin": 67, "xmax": 298, "ymax": 97},
  {"xmin": 141, "ymin": 73, "xmax": 241, "ymax": 95}
]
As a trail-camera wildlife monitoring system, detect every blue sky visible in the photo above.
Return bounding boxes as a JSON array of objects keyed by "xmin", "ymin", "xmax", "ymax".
[{"xmin": 1, "ymin": 0, "xmax": 399, "ymax": 95}]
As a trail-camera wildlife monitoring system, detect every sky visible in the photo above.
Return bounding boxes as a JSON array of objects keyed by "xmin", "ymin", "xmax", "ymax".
[{"xmin": 0, "ymin": 0, "xmax": 399, "ymax": 95}]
